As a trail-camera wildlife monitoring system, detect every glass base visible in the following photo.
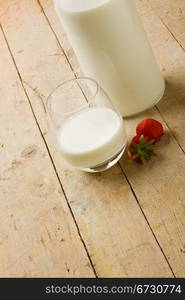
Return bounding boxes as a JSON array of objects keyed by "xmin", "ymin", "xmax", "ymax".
[{"xmin": 81, "ymin": 146, "xmax": 126, "ymax": 173}]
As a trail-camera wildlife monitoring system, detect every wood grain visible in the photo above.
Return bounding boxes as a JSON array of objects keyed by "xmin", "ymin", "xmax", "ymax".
[
  {"xmin": 0, "ymin": 0, "xmax": 173, "ymax": 277},
  {"xmin": 38, "ymin": 0, "xmax": 185, "ymax": 276}
]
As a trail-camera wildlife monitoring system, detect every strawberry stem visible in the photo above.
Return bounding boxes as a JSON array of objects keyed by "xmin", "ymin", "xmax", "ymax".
[{"xmin": 128, "ymin": 135, "xmax": 155, "ymax": 163}]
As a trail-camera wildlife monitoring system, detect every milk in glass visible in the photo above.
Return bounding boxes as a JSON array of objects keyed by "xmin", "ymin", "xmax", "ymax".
[{"xmin": 57, "ymin": 107, "xmax": 126, "ymax": 168}]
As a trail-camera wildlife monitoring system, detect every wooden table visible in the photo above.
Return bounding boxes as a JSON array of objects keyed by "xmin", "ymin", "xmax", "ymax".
[{"xmin": 0, "ymin": 0, "xmax": 185, "ymax": 278}]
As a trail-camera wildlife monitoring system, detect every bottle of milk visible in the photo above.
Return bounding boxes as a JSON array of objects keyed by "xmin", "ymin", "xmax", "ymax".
[{"xmin": 53, "ymin": 0, "xmax": 165, "ymax": 117}]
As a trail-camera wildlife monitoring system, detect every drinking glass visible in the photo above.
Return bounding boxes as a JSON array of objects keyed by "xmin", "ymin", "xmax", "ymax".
[{"xmin": 46, "ymin": 77, "xmax": 127, "ymax": 172}]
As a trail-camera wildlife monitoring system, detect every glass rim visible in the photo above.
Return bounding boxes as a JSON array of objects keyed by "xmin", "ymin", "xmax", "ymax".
[{"xmin": 46, "ymin": 77, "xmax": 99, "ymax": 117}]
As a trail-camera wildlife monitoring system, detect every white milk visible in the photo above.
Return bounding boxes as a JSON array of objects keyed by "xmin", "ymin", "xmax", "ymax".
[
  {"xmin": 57, "ymin": 107, "xmax": 126, "ymax": 168},
  {"xmin": 54, "ymin": 0, "xmax": 165, "ymax": 117}
]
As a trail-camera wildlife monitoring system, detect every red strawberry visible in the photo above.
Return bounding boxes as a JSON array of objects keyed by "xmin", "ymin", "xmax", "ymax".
[
  {"xmin": 128, "ymin": 135, "xmax": 155, "ymax": 163},
  {"xmin": 136, "ymin": 118, "xmax": 164, "ymax": 141}
]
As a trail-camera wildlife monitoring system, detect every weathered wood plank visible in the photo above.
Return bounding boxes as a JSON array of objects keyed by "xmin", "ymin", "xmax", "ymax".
[
  {"xmin": 38, "ymin": 0, "xmax": 185, "ymax": 276},
  {"xmin": 146, "ymin": 0, "xmax": 185, "ymax": 50},
  {"xmin": 123, "ymin": 2, "xmax": 185, "ymax": 276},
  {"xmin": 0, "ymin": 27, "xmax": 94, "ymax": 277},
  {"xmin": 0, "ymin": 0, "xmax": 173, "ymax": 277}
]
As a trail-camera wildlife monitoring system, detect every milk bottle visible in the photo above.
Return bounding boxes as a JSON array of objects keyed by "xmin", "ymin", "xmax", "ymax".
[{"xmin": 54, "ymin": 0, "xmax": 165, "ymax": 116}]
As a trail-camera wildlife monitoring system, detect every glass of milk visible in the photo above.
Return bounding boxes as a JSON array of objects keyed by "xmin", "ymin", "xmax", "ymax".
[{"xmin": 46, "ymin": 78, "xmax": 127, "ymax": 172}]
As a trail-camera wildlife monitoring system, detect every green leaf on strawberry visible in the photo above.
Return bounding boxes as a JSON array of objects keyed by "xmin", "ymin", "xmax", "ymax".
[{"xmin": 128, "ymin": 135, "xmax": 155, "ymax": 163}]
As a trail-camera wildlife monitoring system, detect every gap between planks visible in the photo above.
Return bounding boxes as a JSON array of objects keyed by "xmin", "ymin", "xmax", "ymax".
[
  {"xmin": 145, "ymin": 0, "xmax": 185, "ymax": 53},
  {"xmin": 0, "ymin": 22, "xmax": 98, "ymax": 278},
  {"xmin": 37, "ymin": 0, "xmax": 78, "ymax": 78},
  {"xmin": 119, "ymin": 164, "xmax": 176, "ymax": 277}
]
